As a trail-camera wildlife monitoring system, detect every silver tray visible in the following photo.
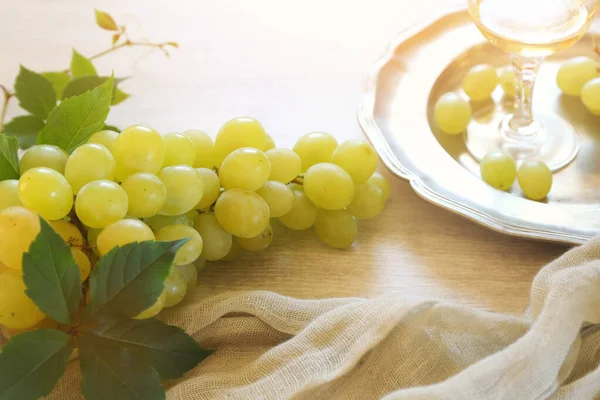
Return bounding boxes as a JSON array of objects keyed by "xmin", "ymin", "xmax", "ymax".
[{"xmin": 358, "ymin": 8, "xmax": 600, "ymax": 245}]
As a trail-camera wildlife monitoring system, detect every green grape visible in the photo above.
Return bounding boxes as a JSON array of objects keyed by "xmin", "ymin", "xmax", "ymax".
[
  {"xmin": 194, "ymin": 212, "xmax": 233, "ymax": 260},
  {"xmin": 265, "ymin": 148, "xmax": 301, "ymax": 183},
  {"xmin": 145, "ymin": 213, "xmax": 193, "ymax": 232},
  {"xmin": 97, "ymin": 219, "xmax": 155, "ymax": 255},
  {"xmin": 87, "ymin": 130, "xmax": 119, "ymax": 151},
  {"xmin": 215, "ymin": 188, "xmax": 270, "ymax": 238},
  {"xmin": 71, "ymin": 248, "xmax": 91, "ymax": 281},
  {"xmin": 112, "ymin": 125, "xmax": 166, "ymax": 181},
  {"xmin": 121, "ymin": 172, "xmax": 167, "ymax": 218},
  {"xmin": 480, "ymin": 151, "xmax": 517, "ymax": 190},
  {"xmin": 314, "ymin": 209, "xmax": 357, "ymax": 249},
  {"xmin": 303, "ymin": 163, "xmax": 355, "ymax": 210},
  {"xmin": 0, "ymin": 179, "xmax": 21, "ymax": 211},
  {"xmin": 347, "ymin": 183, "xmax": 384, "ymax": 219},
  {"xmin": 581, "ymin": 78, "xmax": 600, "ymax": 115},
  {"xmin": 19, "ymin": 145, "xmax": 69, "ymax": 175},
  {"xmin": 186, "ymin": 209, "xmax": 200, "ymax": 221},
  {"xmin": 557, "ymin": 57, "xmax": 598, "ymax": 96},
  {"xmin": 194, "ymin": 257, "xmax": 207, "ymax": 274},
  {"xmin": 175, "ymin": 264, "xmax": 198, "ymax": 293},
  {"xmin": 293, "ymin": 132, "xmax": 338, "ymax": 172},
  {"xmin": 195, "ymin": 168, "xmax": 221, "ymax": 209},
  {"xmin": 64, "ymin": 143, "xmax": 116, "ymax": 194},
  {"xmin": 49, "ymin": 220, "xmax": 84, "ymax": 246},
  {"xmin": 182, "ymin": 129, "xmax": 215, "ymax": 169},
  {"xmin": 462, "ymin": 64, "xmax": 498, "ymax": 101},
  {"xmin": 331, "ymin": 139, "xmax": 378, "ymax": 183},
  {"xmin": 264, "ymin": 134, "xmax": 276, "ymax": 151},
  {"xmin": 219, "ymin": 148, "xmax": 271, "ymax": 191},
  {"xmin": 163, "ymin": 266, "xmax": 187, "ymax": 308},
  {"xmin": 237, "ymin": 223, "xmax": 273, "ymax": 252},
  {"xmin": 133, "ymin": 291, "xmax": 166, "ymax": 320},
  {"xmin": 18, "ymin": 167, "xmax": 73, "ymax": 220},
  {"xmin": 434, "ymin": 92, "xmax": 472, "ymax": 135},
  {"xmin": 158, "ymin": 165, "xmax": 205, "ymax": 215},
  {"xmin": 0, "ymin": 206, "xmax": 40, "ymax": 270},
  {"xmin": 75, "ymin": 180, "xmax": 128, "ymax": 229},
  {"xmin": 278, "ymin": 189, "xmax": 317, "ymax": 230},
  {"xmin": 155, "ymin": 224, "xmax": 203, "ymax": 265},
  {"xmin": 0, "ymin": 269, "xmax": 45, "ymax": 329},
  {"xmin": 256, "ymin": 181, "xmax": 294, "ymax": 217},
  {"xmin": 124, "ymin": 215, "xmax": 142, "ymax": 221},
  {"xmin": 499, "ymin": 67, "xmax": 516, "ymax": 97},
  {"xmin": 518, "ymin": 161, "xmax": 552, "ymax": 200},
  {"xmin": 162, "ymin": 132, "xmax": 197, "ymax": 167},
  {"xmin": 221, "ymin": 239, "xmax": 243, "ymax": 261},
  {"xmin": 367, "ymin": 172, "xmax": 391, "ymax": 202},
  {"xmin": 214, "ymin": 117, "xmax": 267, "ymax": 167}
]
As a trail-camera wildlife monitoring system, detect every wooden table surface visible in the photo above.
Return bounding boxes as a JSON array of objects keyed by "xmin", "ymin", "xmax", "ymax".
[{"xmin": 0, "ymin": 0, "xmax": 569, "ymax": 314}]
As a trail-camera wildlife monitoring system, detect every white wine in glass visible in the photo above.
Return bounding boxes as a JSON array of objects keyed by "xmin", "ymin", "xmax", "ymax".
[{"xmin": 466, "ymin": 0, "xmax": 599, "ymax": 171}]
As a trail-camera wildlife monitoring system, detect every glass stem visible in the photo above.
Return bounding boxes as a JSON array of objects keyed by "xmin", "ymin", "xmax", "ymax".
[{"xmin": 508, "ymin": 54, "xmax": 542, "ymax": 136}]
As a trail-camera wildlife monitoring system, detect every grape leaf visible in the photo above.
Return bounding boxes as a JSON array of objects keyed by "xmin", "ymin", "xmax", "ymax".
[
  {"xmin": 14, "ymin": 66, "xmax": 57, "ymax": 119},
  {"xmin": 41, "ymin": 72, "xmax": 71, "ymax": 98},
  {"xmin": 82, "ymin": 318, "xmax": 212, "ymax": 380},
  {"xmin": 94, "ymin": 9, "xmax": 119, "ymax": 31},
  {"xmin": 0, "ymin": 134, "xmax": 20, "ymax": 180},
  {"xmin": 112, "ymin": 33, "xmax": 121, "ymax": 45},
  {"xmin": 80, "ymin": 334, "xmax": 165, "ymax": 400},
  {"xmin": 112, "ymin": 88, "xmax": 130, "ymax": 105},
  {"xmin": 70, "ymin": 49, "xmax": 97, "ymax": 78},
  {"xmin": 3, "ymin": 115, "xmax": 44, "ymax": 149},
  {"xmin": 38, "ymin": 76, "xmax": 113, "ymax": 153},
  {"xmin": 62, "ymin": 76, "xmax": 126, "ymax": 99},
  {"xmin": 22, "ymin": 218, "xmax": 81, "ymax": 325},
  {"xmin": 0, "ymin": 329, "xmax": 74, "ymax": 400},
  {"xmin": 84, "ymin": 239, "xmax": 187, "ymax": 321}
]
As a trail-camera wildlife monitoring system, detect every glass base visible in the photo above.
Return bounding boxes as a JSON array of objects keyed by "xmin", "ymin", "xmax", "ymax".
[{"xmin": 464, "ymin": 105, "xmax": 579, "ymax": 172}]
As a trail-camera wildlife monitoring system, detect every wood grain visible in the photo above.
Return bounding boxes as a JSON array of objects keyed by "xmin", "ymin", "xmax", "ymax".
[{"xmin": 0, "ymin": 0, "xmax": 568, "ymax": 314}]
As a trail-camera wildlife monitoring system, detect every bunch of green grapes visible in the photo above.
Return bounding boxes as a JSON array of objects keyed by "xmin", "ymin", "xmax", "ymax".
[{"xmin": 0, "ymin": 117, "xmax": 391, "ymax": 330}]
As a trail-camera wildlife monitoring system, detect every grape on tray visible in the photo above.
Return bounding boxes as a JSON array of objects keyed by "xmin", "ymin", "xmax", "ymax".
[{"xmin": 0, "ymin": 116, "xmax": 391, "ymax": 331}]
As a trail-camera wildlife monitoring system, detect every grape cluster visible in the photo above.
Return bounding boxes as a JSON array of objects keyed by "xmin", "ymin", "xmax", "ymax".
[{"xmin": 0, "ymin": 117, "xmax": 390, "ymax": 330}]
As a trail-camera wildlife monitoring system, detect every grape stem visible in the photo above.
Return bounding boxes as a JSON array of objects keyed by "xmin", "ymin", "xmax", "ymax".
[
  {"xmin": 60, "ymin": 40, "xmax": 175, "ymax": 74},
  {"xmin": 0, "ymin": 85, "xmax": 13, "ymax": 132}
]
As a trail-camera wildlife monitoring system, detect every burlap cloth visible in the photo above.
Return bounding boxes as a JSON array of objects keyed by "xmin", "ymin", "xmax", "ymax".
[{"xmin": 47, "ymin": 236, "xmax": 600, "ymax": 399}]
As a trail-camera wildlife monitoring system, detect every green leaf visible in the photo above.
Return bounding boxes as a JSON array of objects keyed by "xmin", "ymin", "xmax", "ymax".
[
  {"xmin": 94, "ymin": 9, "xmax": 119, "ymax": 31},
  {"xmin": 80, "ymin": 334, "xmax": 164, "ymax": 400},
  {"xmin": 103, "ymin": 124, "xmax": 120, "ymax": 132},
  {"xmin": 0, "ymin": 329, "xmax": 74, "ymax": 400},
  {"xmin": 0, "ymin": 134, "xmax": 20, "ymax": 180},
  {"xmin": 85, "ymin": 240, "xmax": 187, "ymax": 321},
  {"xmin": 3, "ymin": 115, "xmax": 44, "ymax": 149},
  {"xmin": 70, "ymin": 49, "xmax": 97, "ymax": 78},
  {"xmin": 41, "ymin": 72, "xmax": 71, "ymax": 98},
  {"xmin": 38, "ymin": 76, "xmax": 113, "ymax": 153},
  {"xmin": 14, "ymin": 66, "xmax": 57, "ymax": 119},
  {"xmin": 112, "ymin": 88, "xmax": 130, "ymax": 105},
  {"xmin": 22, "ymin": 218, "xmax": 81, "ymax": 325},
  {"xmin": 62, "ymin": 76, "xmax": 126, "ymax": 99},
  {"xmin": 83, "ymin": 318, "xmax": 212, "ymax": 380}
]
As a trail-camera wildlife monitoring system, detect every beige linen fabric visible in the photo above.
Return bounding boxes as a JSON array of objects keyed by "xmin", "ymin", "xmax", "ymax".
[{"xmin": 47, "ymin": 236, "xmax": 600, "ymax": 399}]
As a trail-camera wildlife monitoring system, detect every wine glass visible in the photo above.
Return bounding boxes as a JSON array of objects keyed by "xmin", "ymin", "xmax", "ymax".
[{"xmin": 466, "ymin": 0, "xmax": 599, "ymax": 171}]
